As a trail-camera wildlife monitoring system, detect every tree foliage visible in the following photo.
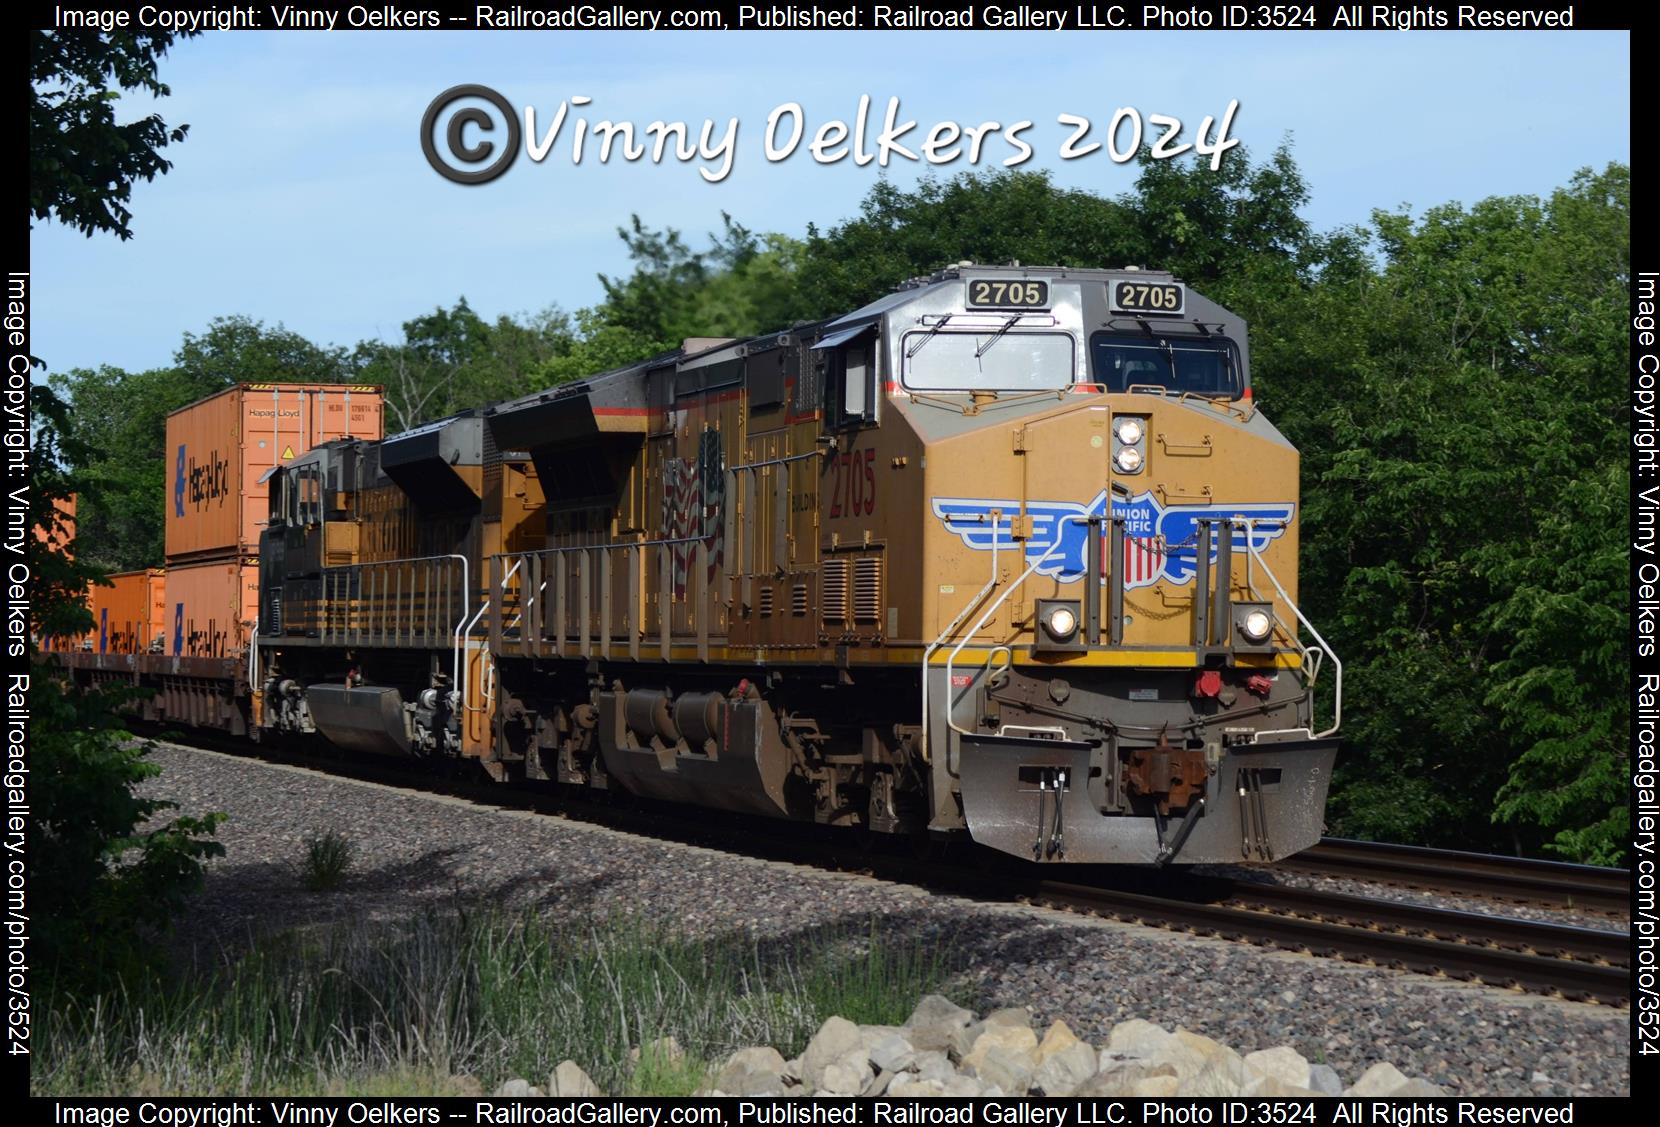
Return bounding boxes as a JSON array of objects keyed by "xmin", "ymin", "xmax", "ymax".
[
  {"xmin": 30, "ymin": 386, "xmax": 225, "ymax": 991},
  {"xmin": 31, "ymin": 30, "xmax": 197, "ymax": 240},
  {"xmin": 798, "ymin": 170, "xmax": 1129, "ymax": 316},
  {"xmin": 1277, "ymin": 166, "xmax": 1630, "ymax": 862},
  {"xmin": 356, "ymin": 299, "xmax": 571, "ymax": 433}
]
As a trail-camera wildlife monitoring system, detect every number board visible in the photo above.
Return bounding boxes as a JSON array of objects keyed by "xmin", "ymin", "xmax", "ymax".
[
  {"xmin": 966, "ymin": 278, "xmax": 1050, "ymax": 309},
  {"xmin": 1110, "ymin": 279, "xmax": 1186, "ymax": 316}
]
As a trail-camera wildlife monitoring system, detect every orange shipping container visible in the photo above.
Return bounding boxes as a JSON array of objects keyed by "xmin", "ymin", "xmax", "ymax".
[
  {"xmin": 88, "ymin": 568, "xmax": 166, "ymax": 655},
  {"xmin": 164, "ymin": 558, "xmax": 261, "ymax": 659},
  {"xmin": 166, "ymin": 383, "xmax": 384, "ymax": 561}
]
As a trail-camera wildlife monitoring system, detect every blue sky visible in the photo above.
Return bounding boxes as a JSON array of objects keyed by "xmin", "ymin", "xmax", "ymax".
[{"xmin": 30, "ymin": 29, "xmax": 1629, "ymax": 377}]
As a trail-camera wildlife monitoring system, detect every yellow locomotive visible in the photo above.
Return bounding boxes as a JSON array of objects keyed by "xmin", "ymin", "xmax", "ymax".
[{"xmin": 253, "ymin": 264, "xmax": 1340, "ymax": 864}]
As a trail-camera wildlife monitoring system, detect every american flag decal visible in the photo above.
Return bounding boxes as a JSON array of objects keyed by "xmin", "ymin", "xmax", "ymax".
[
  {"xmin": 663, "ymin": 428, "xmax": 725, "ymax": 600},
  {"xmin": 1119, "ymin": 535, "xmax": 1167, "ymax": 591}
]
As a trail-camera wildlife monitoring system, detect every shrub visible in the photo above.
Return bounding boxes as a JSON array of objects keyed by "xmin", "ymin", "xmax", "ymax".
[{"xmin": 300, "ymin": 830, "xmax": 355, "ymax": 892}]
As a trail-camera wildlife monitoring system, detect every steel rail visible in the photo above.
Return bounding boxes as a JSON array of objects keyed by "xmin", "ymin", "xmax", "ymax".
[
  {"xmin": 1033, "ymin": 880, "xmax": 1629, "ymax": 1007},
  {"xmin": 1283, "ymin": 837, "xmax": 1630, "ymax": 915}
]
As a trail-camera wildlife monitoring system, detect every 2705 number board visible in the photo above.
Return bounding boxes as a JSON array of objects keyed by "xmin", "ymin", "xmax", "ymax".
[
  {"xmin": 1110, "ymin": 280, "xmax": 1186, "ymax": 315},
  {"xmin": 966, "ymin": 278, "xmax": 1050, "ymax": 309}
]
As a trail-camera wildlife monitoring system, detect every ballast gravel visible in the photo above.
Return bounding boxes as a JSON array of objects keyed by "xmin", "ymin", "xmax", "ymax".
[{"xmin": 142, "ymin": 743, "xmax": 1629, "ymax": 1097}]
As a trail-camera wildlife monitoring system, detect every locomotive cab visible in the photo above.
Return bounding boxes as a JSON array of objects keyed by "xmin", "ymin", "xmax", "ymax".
[{"xmin": 849, "ymin": 265, "xmax": 1340, "ymax": 862}]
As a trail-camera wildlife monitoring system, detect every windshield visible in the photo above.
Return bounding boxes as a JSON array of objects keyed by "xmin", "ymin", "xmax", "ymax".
[
  {"xmin": 903, "ymin": 331, "xmax": 1074, "ymax": 391},
  {"xmin": 1089, "ymin": 331, "xmax": 1242, "ymax": 397}
]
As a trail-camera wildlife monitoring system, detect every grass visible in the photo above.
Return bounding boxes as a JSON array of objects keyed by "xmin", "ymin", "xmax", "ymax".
[
  {"xmin": 33, "ymin": 908, "xmax": 969, "ymax": 1097},
  {"xmin": 299, "ymin": 830, "xmax": 356, "ymax": 892}
]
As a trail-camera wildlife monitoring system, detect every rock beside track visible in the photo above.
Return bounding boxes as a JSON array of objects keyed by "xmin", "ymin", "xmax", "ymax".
[{"xmin": 488, "ymin": 1002, "xmax": 1443, "ymax": 1097}]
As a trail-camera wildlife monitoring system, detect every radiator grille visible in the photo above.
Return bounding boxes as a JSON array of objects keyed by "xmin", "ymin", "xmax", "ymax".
[
  {"xmin": 758, "ymin": 584, "xmax": 774, "ymax": 617},
  {"xmin": 821, "ymin": 559, "xmax": 849, "ymax": 623},
  {"xmin": 853, "ymin": 556, "xmax": 883, "ymax": 624},
  {"xmin": 792, "ymin": 582, "xmax": 809, "ymax": 617}
]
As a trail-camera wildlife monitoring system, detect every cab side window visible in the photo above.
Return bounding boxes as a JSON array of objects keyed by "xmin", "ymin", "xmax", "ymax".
[
  {"xmin": 298, "ymin": 466, "xmax": 322, "ymax": 526},
  {"xmin": 843, "ymin": 345, "xmax": 869, "ymax": 420},
  {"xmin": 826, "ymin": 339, "xmax": 876, "ymax": 428}
]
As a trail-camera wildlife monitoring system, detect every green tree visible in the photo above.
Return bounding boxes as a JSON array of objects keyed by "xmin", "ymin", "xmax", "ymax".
[
  {"xmin": 1116, "ymin": 141, "xmax": 1315, "ymax": 295},
  {"xmin": 174, "ymin": 314, "xmax": 351, "ymax": 389},
  {"xmin": 31, "ymin": 29, "xmax": 197, "ymax": 240},
  {"xmin": 597, "ymin": 213, "xmax": 811, "ymax": 343},
  {"xmin": 355, "ymin": 299, "xmax": 573, "ymax": 431},
  {"xmin": 45, "ymin": 364, "xmax": 180, "ymax": 569},
  {"xmin": 1280, "ymin": 165, "xmax": 1630, "ymax": 861},
  {"xmin": 524, "ymin": 215, "xmax": 809, "ymax": 391},
  {"xmin": 30, "ymin": 385, "xmax": 225, "ymax": 990},
  {"xmin": 799, "ymin": 170, "xmax": 1130, "ymax": 316}
]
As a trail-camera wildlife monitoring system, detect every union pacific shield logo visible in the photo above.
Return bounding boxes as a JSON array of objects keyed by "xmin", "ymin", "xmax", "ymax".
[{"xmin": 931, "ymin": 490, "xmax": 1294, "ymax": 589}]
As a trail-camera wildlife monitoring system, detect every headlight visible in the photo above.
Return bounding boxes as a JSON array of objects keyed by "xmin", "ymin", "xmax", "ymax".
[
  {"xmin": 1114, "ymin": 418, "xmax": 1143, "ymax": 445},
  {"xmin": 1241, "ymin": 610, "xmax": 1273, "ymax": 642},
  {"xmin": 1114, "ymin": 446, "xmax": 1144, "ymax": 473},
  {"xmin": 1047, "ymin": 605, "xmax": 1078, "ymax": 638},
  {"xmin": 1034, "ymin": 598, "xmax": 1084, "ymax": 650}
]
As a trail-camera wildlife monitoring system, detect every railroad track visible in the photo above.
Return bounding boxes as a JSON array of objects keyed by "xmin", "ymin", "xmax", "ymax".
[
  {"xmin": 1283, "ymin": 838, "xmax": 1630, "ymax": 916},
  {"xmin": 150, "ymin": 733, "xmax": 1631, "ymax": 1008},
  {"xmin": 1029, "ymin": 876, "xmax": 1630, "ymax": 1008}
]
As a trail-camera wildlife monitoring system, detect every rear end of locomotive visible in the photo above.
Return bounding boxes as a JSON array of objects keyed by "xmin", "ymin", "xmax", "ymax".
[{"xmin": 883, "ymin": 266, "xmax": 1340, "ymax": 864}]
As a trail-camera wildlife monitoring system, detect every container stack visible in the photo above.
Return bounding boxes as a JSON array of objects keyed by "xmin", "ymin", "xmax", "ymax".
[{"xmin": 160, "ymin": 383, "xmax": 384, "ymax": 661}]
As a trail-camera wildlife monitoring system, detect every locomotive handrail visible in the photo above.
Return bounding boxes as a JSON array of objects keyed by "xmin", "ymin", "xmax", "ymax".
[
  {"xmin": 1234, "ymin": 518, "xmax": 1342, "ymax": 740},
  {"xmin": 467, "ymin": 559, "xmax": 519, "ymax": 741},
  {"xmin": 943, "ymin": 516, "xmax": 1089, "ymax": 748},
  {"xmin": 305, "ymin": 552, "xmax": 474, "ymax": 723},
  {"xmin": 728, "ymin": 449, "xmax": 826, "ymax": 472},
  {"xmin": 494, "ymin": 536, "xmax": 713, "ymax": 661},
  {"xmin": 919, "ymin": 512, "xmax": 1001, "ymax": 764},
  {"xmin": 498, "ymin": 536, "xmax": 706, "ymax": 617},
  {"xmin": 463, "ymin": 559, "xmax": 515, "ymax": 716},
  {"xmin": 498, "ymin": 535, "xmax": 707, "ymax": 563}
]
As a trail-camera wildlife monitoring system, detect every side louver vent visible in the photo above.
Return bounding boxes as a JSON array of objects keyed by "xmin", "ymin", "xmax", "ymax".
[
  {"xmin": 821, "ymin": 558, "xmax": 849, "ymax": 623},
  {"xmin": 853, "ymin": 556, "xmax": 883, "ymax": 624}
]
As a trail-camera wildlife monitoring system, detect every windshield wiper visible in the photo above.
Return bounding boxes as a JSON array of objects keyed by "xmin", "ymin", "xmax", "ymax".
[
  {"xmin": 906, "ymin": 314, "xmax": 954, "ymax": 358},
  {"xmin": 975, "ymin": 315, "xmax": 1022, "ymax": 359}
]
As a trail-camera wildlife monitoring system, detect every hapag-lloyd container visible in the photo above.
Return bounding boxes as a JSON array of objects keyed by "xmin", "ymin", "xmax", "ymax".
[
  {"xmin": 86, "ymin": 568, "xmax": 166, "ymax": 654},
  {"xmin": 164, "ymin": 558, "xmax": 261, "ymax": 659},
  {"xmin": 165, "ymin": 383, "xmax": 384, "ymax": 561}
]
